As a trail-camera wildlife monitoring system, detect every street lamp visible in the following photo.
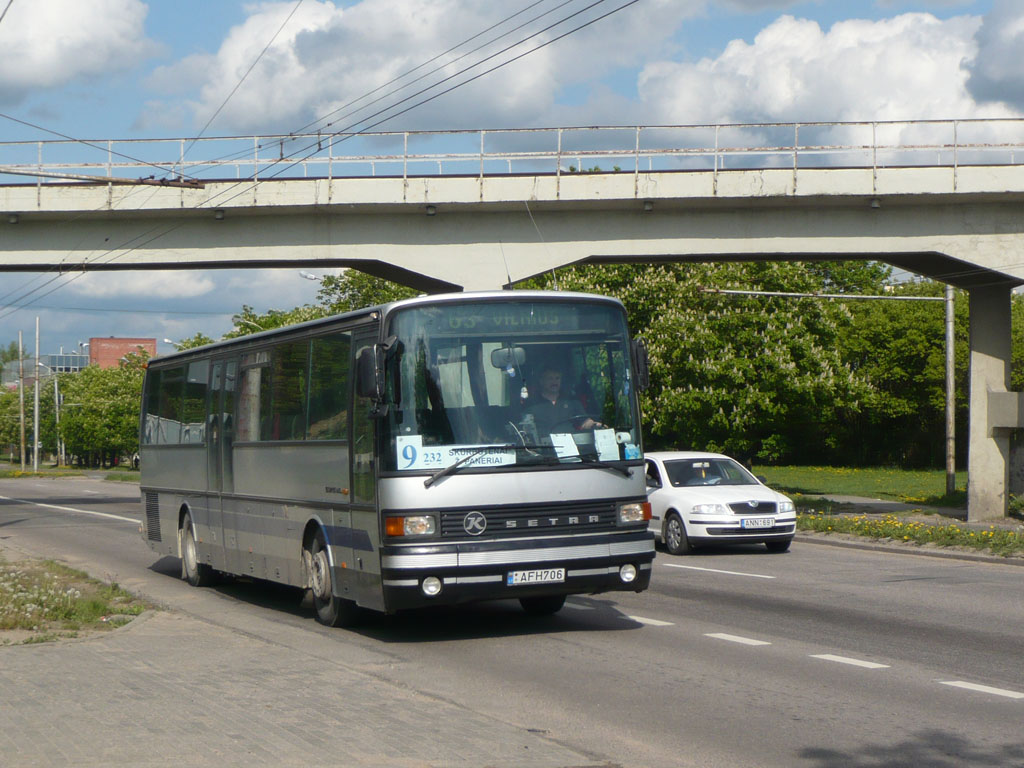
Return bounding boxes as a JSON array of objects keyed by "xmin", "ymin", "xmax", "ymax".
[{"xmin": 299, "ymin": 270, "xmax": 320, "ymax": 281}]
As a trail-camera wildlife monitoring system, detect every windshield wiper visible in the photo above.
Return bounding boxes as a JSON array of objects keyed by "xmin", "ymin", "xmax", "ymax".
[
  {"xmin": 424, "ymin": 444, "xmax": 516, "ymax": 488},
  {"xmin": 577, "ymin": 451, "xmax": 633, "ymax": 478}
]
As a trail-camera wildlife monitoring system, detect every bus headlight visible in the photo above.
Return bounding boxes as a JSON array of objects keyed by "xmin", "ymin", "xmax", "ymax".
[
  {"xmin": 619, "ymin": 564, "xmax": 637, "ymax": 583},
  {"xmin": 421, "ymin": 576, "xmax": 443, "ymax": 596},
  {"xmin": 618, "ymin": 502, "xmax": 651, "ymax": 523},
  {"xmin": 385, "ymin": 515, "xmax": 437, "ymax": 537}
]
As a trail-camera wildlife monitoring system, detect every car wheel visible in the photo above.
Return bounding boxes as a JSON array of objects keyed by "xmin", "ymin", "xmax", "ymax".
[
  {"xmin": 520, "ymin": 595, "xmax": 566, "ymax": 615},
  {"xmin": 765, "ymin": 538, "xmax": 792, "ymax": 553},
  {"xmin": 664, "ymin": 511, "xmax": 692, "ymax": 555}
]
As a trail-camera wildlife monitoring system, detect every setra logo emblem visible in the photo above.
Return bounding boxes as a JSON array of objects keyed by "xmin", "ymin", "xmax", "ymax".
[{"xmin": 463, "ymin": 511, "xmax": 487, "ymax": 536}]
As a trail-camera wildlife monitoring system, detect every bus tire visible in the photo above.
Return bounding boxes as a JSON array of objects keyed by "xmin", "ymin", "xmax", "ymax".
[
  {"xmin": 520, "ymin": 594, "xmax": 566, "ymax": 615},
  {"xmin": 308, "ymin": 531, "xmax": 361, "ymax": 628},
  {"xmin": 181, "ymin": 512, "xmax": 216, "ymax": 587}
]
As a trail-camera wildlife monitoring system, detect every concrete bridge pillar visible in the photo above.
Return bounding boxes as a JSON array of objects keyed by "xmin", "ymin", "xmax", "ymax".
[{"xmin": 967, "ymin": 284, "xmax": 1013, "ymax": 521}]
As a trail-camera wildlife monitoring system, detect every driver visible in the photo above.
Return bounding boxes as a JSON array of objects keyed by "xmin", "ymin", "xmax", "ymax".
[{"xmin": 526, "ymin": 367, "xmax": 602, "ymax": 435}]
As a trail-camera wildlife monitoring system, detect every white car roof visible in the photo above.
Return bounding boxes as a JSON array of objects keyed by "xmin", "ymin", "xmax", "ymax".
[{"xmin": 645, "ymin": 450, "xmax": 733, "ymax": 462}]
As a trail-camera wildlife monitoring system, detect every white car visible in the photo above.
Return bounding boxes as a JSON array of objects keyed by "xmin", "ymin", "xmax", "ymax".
[{"xmin": 645, "ymin": 451, "xmax": 796, "ymax": 554}]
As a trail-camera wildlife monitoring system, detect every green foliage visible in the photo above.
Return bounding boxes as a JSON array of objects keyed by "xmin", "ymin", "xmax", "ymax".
[
  {"xmin": 526, "ymin": 260, "xmax": 888, "ymax": 463},
  {"xmin": 224, "ymin": 304, "xmax": 327, "ymax": 339},
  {"xmin": 170, "ymin": 332, "xmax": 216, "ymax": 350},
  {"xmin": 315, "ymin": 270, "xmax": 419, "ymax": 315},
  {"xmin": 59, "ymin": 359, "xmax": 144, "ymax": 463},
  {"xmin": 755, "ymin": 464, "xmax": 966, "ymax": 505}
]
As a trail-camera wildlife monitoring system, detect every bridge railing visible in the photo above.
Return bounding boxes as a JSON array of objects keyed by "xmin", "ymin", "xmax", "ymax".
[{"xmin": 2, "ymin": 119, "xmax": 1023, "ymax": 188}]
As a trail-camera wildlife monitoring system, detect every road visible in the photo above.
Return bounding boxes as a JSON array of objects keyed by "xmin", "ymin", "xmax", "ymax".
[{"xmin": 2, "ymin": 476, "xmax": 1023, "ymax": 768}]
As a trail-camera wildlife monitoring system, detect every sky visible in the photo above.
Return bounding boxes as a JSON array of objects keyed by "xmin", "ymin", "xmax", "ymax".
[{"xmin": 0, "ymin": 0, "xmax": 1021, "ymax": 356}]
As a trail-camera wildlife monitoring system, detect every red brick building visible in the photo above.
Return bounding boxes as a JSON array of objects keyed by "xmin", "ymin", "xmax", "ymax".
[{"xmin": 89, "ymin": 337, "xmax": 157, "ymax": 369}]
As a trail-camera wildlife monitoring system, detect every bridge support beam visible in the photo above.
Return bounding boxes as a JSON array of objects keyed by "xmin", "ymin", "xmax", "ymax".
[{"xmin": 968, "ymin": 284, "xmax": 1014, "ymax": 521}]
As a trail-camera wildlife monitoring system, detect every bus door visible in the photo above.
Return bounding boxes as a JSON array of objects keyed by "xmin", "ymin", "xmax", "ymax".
[
  {"xmin": 349, "ymin": 327, "xmax": 383, "ymax": 611},
  {"xmin": 206, "ymin": 358, "xmax": 237, "ymax": 572}
]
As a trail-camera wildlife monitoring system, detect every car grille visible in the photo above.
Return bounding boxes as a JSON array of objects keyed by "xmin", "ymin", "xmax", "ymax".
[
  {"xmin": 440, "ymin": 499, "xmax": 619, "ymax": 538},
  {"xmin": 728, "ymin": 500, "xmax": 778, "ymax": 514}
]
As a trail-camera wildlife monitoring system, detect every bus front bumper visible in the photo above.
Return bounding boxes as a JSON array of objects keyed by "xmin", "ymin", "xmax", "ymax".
[{"xmin": 378, "ymin": 531, "xmax": 655, "ymax": 611}]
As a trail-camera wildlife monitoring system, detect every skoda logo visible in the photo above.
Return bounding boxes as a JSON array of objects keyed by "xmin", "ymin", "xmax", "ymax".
[
  {"xmin": 463, "ymin": 511, "xmax": 487, "ymax": 536},
  {"xmin": 746, "ymin": 500, "xmax": 760, "ymax": 509}
]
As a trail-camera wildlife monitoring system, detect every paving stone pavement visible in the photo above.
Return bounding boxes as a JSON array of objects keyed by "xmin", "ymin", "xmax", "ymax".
[{"xmin": 0, "ymin": 610, "xmax": 604, "ymax": 768}]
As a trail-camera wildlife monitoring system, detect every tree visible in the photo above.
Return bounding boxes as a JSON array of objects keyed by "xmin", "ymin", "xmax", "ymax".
[
  {"xmin": 59, "ymin": 356, "xmax": 145, "ymax": 467},
  {"xmin": 315, "ymin": 270, "xmax": 419, "ymax": 315},
  {"xmin": 524, "ymin": 260, "xmax": 887, "ymax": 463},
  {"xmin": 224, "ymin": 304, "xmax": 327, "ymax": 339},
  {"xmin": 171, "ymin": 332, "xmax": 216, "ymax": 350}
]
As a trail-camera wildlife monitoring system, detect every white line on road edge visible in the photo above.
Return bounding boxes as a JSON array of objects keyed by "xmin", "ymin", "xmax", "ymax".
[
  {"xmin": 627, "ymin": 616, "xmax": 675, "ymax": 626},
  {"xmin": 940, "ymin": 681, "xmax": 1024, "ymax": 700},
  {"xmin": 705, "ymin": 633, "xmax": 771, "ymax": 646},
  {"xmin": 663, "ymin": 563, "xmax": 775, "ymax": 579},
  {"xmin": 0, "ymin": 494, "xmax": 138, "ymax": 524},
  {"xmin": 810, "ymin": 654, "xmax": 890, "ymax": 669}
]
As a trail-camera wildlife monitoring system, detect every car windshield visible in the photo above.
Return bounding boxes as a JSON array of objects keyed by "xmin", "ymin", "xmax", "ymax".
[
  {"xmin": 381, "ymin": 298, "xmax": 642, "ymax": 472},
  {"xmin": 663, "ymin": 458, "xmax": 758, "ymax": 487}
]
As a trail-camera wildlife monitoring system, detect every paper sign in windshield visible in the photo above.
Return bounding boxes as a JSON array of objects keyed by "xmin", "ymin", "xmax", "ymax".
[
  {"xmin": 593, "ymin": 428, "xmax": 619, "ymax": 461},
  {"xmin": 549, "ymin": 433, "xmax": 580, "ymax": 459},
  {"xmin": 396, "ymin": 435, "xmax": 515, "ymax": 471}
]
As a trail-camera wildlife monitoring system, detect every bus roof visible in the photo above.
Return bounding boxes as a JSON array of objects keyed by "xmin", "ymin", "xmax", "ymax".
[{"xmin": 148, "ymin": 289, "xmax": 626, "ymax": 366}]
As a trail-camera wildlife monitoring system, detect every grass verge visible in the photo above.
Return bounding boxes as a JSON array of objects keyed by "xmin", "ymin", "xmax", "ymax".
[
  {"xmin": 755, "ymin": 465, "xmax": 967, "ymax": 507},
  {"xmin": 1, "ymin": 556, "xmax": 153, "ymax": 645},
  {"xmin": 796, "ymin": 512, "xmax": 1024, "ymax": 558}
]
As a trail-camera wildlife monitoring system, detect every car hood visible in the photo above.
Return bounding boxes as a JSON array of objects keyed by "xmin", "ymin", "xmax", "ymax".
[{"xmin": 654, "ymin": 485, "xmax": 791, "ymax": 508}]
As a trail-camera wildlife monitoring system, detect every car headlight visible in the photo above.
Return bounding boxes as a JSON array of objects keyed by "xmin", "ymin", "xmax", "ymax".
[
  {"xmin": 692, "ymin": 503, "xmax": 730, "ymax": 515},
  {"xmin": 778, "ymin": 501, "xmax": 795, "ymax": 514}
]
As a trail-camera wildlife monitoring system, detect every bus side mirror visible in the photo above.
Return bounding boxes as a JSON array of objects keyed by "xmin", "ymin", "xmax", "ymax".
[
  {"xmin": 356, "ymin": 346, "xmax": 380, "ymax": 400},
  {"xmin": 632, "ymin": 338, "xmax": 649, "ymax": 391}
]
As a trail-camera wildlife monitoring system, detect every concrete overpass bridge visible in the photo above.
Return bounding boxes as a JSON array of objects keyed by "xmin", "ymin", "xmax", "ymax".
[{"xmin": 3, "ymin": 118, "xmax": 1024, "ymax": 520}]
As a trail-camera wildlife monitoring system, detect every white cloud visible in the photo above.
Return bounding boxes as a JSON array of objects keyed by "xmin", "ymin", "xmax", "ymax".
[
  {"xmin": 138, "ymin": 0, "xmax": 695, "ymax": 135},
  {"xmin": 68, "ymin": 271, "xmax": 216, "ymax": 299},
  {"xmin": 0, "ymin": 0, "xmax": 151, "ymax": 106},
  {"xmin": 637, "ymin": 12, "xmax": 1022, "ymax": 127},
  {"xmin": 966, "ymin": 0, "xmax": 1024, "ymax": 110}
]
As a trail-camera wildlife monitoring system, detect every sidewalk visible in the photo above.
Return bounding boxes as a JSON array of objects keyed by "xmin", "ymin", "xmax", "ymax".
[{"xmin": 0, "ymin": 538, "xmax": 606, "ymax": 768}]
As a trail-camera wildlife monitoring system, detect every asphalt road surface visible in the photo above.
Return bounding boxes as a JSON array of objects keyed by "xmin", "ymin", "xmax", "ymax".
[{"xmin": 2, "ymin": 476, "xmax": 1022, "ymax": 768}]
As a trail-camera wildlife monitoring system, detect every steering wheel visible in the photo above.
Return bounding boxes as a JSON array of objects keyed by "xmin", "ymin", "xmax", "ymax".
[{"xmin": 550, "ymin": 414, "xmax": 602, "ymax": 431}]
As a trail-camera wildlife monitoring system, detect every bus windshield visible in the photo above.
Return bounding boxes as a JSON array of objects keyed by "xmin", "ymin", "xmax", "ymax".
[{"xmin": 383, "ymin": 298, "xmax": 642, "ymax": 473}]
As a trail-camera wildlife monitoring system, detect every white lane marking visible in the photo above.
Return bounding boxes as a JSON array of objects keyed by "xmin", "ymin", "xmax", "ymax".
[
  {"xmin": 83, "ymin": 489, "xmax": 100, "ymax": 495},
  {"xmin": 662, "ymin": 563, "xmax": 775, "ymax": 580},
  {"xmin": 0, "ymin": 494, "xmax": 138, "ymax": 524},
  {"xmin": 940, "ymin": 681, "xmax": 1024, "ymax": 700},
  {"xmin": 627, "ymin": 615, "xmax": 675, "ymax": 627},
  {"xmin": 563, "ymin": 601, "xmax": 595, "ymax": 610},
  {"xmin": 811, "ymin": 654, "xmax": 890, "ymax": 669},
  {"xmin": 705, "ymin": 632, "xmax": 771, "ymax": 646}
]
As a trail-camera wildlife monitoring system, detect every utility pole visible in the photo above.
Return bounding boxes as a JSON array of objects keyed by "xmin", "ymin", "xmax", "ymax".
[
  {"xmin": 33, "ymin": 317, "xmax": 39, "ymax": 472},
  {"xmin": 945, "ymin": 284, "xmax": 956, "ymax": 496},
  {"xmin": 18, "ymin": 331, "xmax": 25, "ymax": 471}
]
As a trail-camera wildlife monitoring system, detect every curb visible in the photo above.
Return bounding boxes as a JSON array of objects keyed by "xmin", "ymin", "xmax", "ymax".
[{"xmin": 794, "ymin": 532, "xmax": 1024, "ymax": 566}]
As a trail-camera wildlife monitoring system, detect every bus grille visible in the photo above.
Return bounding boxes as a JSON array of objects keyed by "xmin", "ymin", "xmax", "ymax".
[
  {"xmin": 144, "ymin": 492, "xmax": 162, "ymax": 542},
  {"xmin": 440, "ymin": 500, "xmax": 618, "ymax": 538}
]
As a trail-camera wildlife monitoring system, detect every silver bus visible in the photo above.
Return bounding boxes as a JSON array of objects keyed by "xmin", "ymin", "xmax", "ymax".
[{"xmin": 139, "ymin": 290, "xmax": 654, "ymax": 626}]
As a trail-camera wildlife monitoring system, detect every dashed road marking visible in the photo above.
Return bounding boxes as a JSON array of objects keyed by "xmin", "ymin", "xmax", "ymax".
[
  {"xmin": 627, "ymin": 615, "xmax": 675, "ymax": 627},
  {"xmin": 705, "ymin": 632, "xmax": 771, "ymax": 646},
  {"xmin": 662, "ymin": 563, "xmax": 775, "ymax": 579},
  {"xmin": 940, "ymin": 681, "xmax": 1024, "ymax": 700},
  {"xmin": 810, "ymin": 654, "xmax": 890, "ymax": 669}
]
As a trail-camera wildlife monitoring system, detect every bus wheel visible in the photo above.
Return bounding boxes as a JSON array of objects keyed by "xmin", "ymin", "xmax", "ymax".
[
  {"xmin": 520, "ymin": 594, "xmax": 566, "ymax": 615},
  {"xmin": 181, "ymin": 513, "xmax": 215, "ymax": 587},
  {"xmin": 308, "ymin": 532, "xmax": 360, "ymax": 628}
]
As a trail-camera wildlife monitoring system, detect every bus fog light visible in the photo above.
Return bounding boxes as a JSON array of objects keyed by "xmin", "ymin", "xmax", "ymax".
[
  {"xmin": 619, "ymin": 564, "xmax": 637, "ymax": 583},
  {"xmin": 422, "ymin": 576, "xmax": 443, "ymax": 597}
]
